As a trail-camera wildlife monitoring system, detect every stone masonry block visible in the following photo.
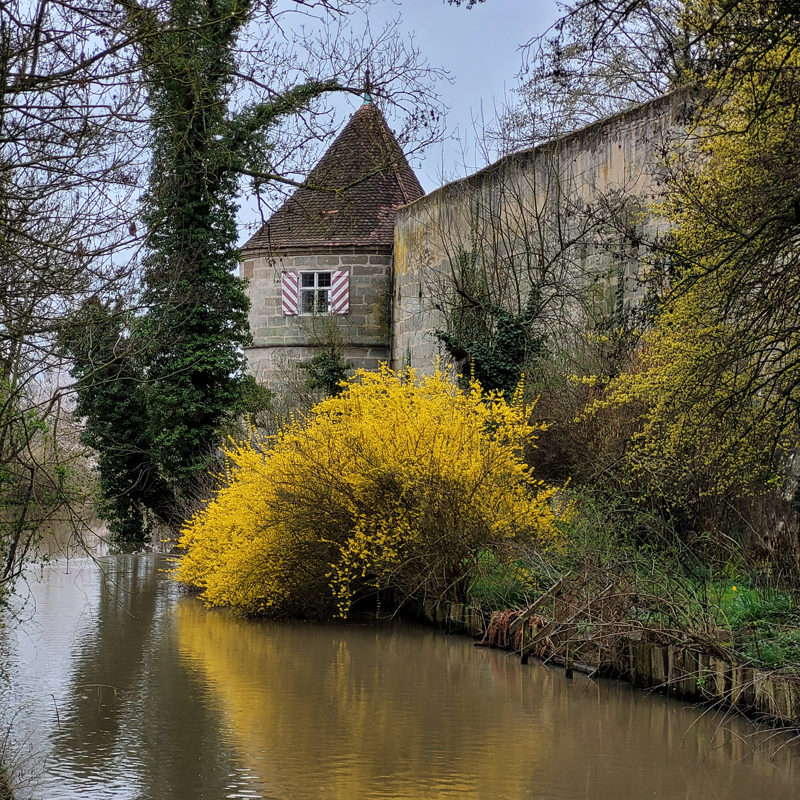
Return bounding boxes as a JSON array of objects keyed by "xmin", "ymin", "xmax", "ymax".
[
  {"xmin": 292, "ymin": 256, "xmax": 324, "ymax": 267},
  {"xmin": 351, "ymin": 265, "xmax": 388, "ymax": 277}
]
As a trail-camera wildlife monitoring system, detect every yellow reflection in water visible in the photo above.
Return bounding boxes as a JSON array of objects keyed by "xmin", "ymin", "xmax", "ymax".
[{"xmin": 175, "ymin": 597, "xmax": 548, "ymax": 800}]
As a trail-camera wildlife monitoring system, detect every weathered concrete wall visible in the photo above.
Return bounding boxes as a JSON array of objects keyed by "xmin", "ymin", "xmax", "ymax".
[
  {"xmin": 241, "ymin": 246, "xmax": 392, "ymax": 386},
  {"xmin": 392, "ymin": 87, "xmax": 695, "ymax": 371}
]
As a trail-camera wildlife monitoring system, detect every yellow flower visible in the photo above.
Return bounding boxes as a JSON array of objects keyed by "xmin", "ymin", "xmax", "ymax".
[{"xmin": 173, "ymin": 366, "xmax": 569, "ymax": 618}]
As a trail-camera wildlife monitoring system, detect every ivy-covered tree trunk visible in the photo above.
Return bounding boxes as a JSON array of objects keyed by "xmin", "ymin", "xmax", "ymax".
[
  {"xmin": 137, "ymin": 0, "xmax": 252, "ymax": 494},
  {"xmin": 66, "ymin": 0, "xmax": 343, "ymax": 541}
]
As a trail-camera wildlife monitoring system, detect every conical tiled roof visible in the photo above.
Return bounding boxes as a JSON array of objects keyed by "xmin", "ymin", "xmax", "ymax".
[{"xmin": 243, "ymin": 103, "xmax": 425, "ymax": 251}]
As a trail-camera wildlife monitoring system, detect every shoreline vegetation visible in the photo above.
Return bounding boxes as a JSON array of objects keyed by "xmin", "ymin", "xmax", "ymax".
[
  {"xmin": 405, "ymin": 523, "xmax": 800, "ymax": 729},
  {"xmin": 407, "ymin": 591, "xmax": 800, "ymax": 729},
  {"xmin": 0, "ymin": 763, "xmax": 13, "ymax": 800},
  {"xmin": 173, "ymin": 367, "xmax": 800, "ymax": 730}
]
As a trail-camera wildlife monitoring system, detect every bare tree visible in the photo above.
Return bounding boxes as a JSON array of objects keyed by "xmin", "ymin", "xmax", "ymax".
[
  {"xmin": 0, "ymin": 0, "xmax": 148, "ymax": 587},
  {"xmin": 0, "ymin": 0, "xmax": 446, "ymax": 568}
]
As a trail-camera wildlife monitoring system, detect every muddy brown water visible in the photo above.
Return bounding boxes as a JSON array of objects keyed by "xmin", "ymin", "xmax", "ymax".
[{"xmin": 3, "ymin": 554, "xmax": 800, "ymax": 799}]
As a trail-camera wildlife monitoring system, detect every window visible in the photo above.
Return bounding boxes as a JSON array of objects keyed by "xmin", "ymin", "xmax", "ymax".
[
  {"xmin": 300, "ymin": 271, "xmax": 331, "ymax": 314},
  {"xmin": 281, "ymin": 270, "xmax": 349, "ymax": 316}
]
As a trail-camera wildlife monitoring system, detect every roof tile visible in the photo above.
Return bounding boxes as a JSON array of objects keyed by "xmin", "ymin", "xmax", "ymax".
[{"xmin": 243, "ymin": 103, "xmax": 425, "ymax": 251}]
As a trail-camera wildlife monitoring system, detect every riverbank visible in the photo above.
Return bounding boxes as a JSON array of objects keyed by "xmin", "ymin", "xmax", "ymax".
[
  {"xmin": 405, "ymin": 571, "xmax": 800, "ymax": 730},
  {"xmin": 8, "ymin": 553, "xmax": 800, "ymax": 800}
]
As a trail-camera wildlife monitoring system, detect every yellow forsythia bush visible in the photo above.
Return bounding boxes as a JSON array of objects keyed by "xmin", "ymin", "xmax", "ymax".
[
  {"xmin": 594, "ymin": 287, "xmax": 779, "ymax": 506},
  {"xmin": 174, "ymin": 366, "xmax": 567, "ymax": 619}
]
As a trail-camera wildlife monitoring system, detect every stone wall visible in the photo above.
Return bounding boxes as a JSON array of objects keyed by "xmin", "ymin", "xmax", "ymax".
[
  {"xmin": 241, "ymin": 246, "xmax": 392, "ymax": 386},
  {"xmin": 241, "ymin": 88, "xmax": 697, "ymax": 384},
  {"xmin": 392, "ymin": 86, "xmax": 695, "ymax": 371}
]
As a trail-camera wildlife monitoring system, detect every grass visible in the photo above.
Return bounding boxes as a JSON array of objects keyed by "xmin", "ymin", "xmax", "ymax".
[
  {"xmin": 0, "ymin": 763, "xmax": 12, "ymax": 800},
  {"xmin": 709, "ymin": 582, "xmax": 800, "ymax": 669},
  {"xmin": 467, "ymin": 552, "xmax": 539, "ymax": 611},
  {"xmin": 465, "ymin": 488, "xmax": 800, "ymax": 672}
]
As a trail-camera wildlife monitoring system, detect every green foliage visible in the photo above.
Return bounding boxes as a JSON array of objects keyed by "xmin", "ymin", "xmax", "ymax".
[
  {"xmin": 296, "ymin": 320, "xmax": 354, "ymax": 397},
  {"xmin": 711, "ymin": 583, "xmax": 800, "ymax": 668},
  {"xmin": 437, "ymin": 307, "xmax": 544, "ymax": 397},
  {"xmin": 718, "ymin": 585, "xmax": 795, "ymax": 629},
  {"xmin": 66, "ymin": 0, "xmax": 346, "ymax": 541},
  {"xmin": 0, "ymin": 762, "xmax": 11, "ymax": 800},
  {"xmin": 435, "ymin": 249, "xmax": 546, "ymax": 397},
  {"xmin": 473, "ymin": 486, "xmax": 800, "ymax": 670},
  {"xmin": 63, "ymin": 300, "xmax": 175, "ymax": 539},
  {"xmin": 216, "ymin": 376, "xmax": 275, "ymax": 442},
  {"xmin": 298, "ymin": 351, "xmax": 353, "ymax": 397},
  {"xmin": 467, "ymin": 552, "xmax": 538, "ymax": 611},
  {"xmin": 735, "ymin": 628, "xmax": 800, "ymax": 669}
]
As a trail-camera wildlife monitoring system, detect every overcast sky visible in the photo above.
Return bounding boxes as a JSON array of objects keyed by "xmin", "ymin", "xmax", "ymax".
[
  {"xmin": 365, "ymin": 0, "xmax": 560, "ymax": 190},
  {"xmin": 238, "ymin": 0, "xmax": 561, "ymax": 241}
]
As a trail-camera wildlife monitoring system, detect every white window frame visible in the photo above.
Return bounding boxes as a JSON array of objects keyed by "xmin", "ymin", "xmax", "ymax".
[{"xmin": 299, "ymin": 270, "xmax": 332, "ymax": 315}]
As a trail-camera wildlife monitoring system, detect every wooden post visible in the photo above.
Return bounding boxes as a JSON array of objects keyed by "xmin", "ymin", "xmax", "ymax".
[
  {"xmin": 710, "ymin": 657, "xmax": 727, "ymax": 700},
  {"xmin": 667, "ymin": 645, "xmax": 676, "ymax": 697},
  {"xmin": 640, "ymin": 642, "xmax": 653, "ymax": 688},
  {"xmin": 740, "ymin": 666, "xmax": 756, "ymax": 708},
  {"xmin": 520, "ymin": 621, "xmax": 543, "ymax": 664},
  {"xmin": 650, "ymin": 644, "xmax": 667, "ymax": 689},
  {"xmin": 565, "ymin": 641, "xmax": 575, "ymax": 679},
  {"xmin": 730, "ymin": 663, "xmax": 742, "ymax": 706},
  {"xmin": 683, "ymin": 650, "xmax": 697, "ymax": 697}
]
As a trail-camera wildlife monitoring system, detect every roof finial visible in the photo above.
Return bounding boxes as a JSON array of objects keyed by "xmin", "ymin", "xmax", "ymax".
[{"xmin": 362, "ymin": 67, "xmax": 372, "ymax": 106}]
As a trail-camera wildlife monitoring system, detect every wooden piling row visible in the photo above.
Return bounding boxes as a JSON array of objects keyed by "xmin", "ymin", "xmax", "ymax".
[
  {"xmin": 405, "ymin": 595, "xmax": 800, "ymax": 728},
  {"xmin": 589, "ymin": 638, "xmax": 800, "ymax": 726},
  {"xmin": 406, "ymin": 597, "xmax": 487, "ymax": 637}
]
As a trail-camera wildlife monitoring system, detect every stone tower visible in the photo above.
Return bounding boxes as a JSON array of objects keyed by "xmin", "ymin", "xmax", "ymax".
[{"xmin": 240, "ymin": 101, "xmax": 425, "ymax": 387}]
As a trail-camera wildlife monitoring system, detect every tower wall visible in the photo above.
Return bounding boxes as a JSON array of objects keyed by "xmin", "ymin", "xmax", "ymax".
[{"xmin": 241, "ymin": 245, "xmax": 392, "ymax": 387}]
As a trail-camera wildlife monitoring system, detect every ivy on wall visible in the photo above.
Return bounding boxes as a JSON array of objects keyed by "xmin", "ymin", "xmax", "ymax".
[{"xmin": 434, "ymin": 248, "xmax": 546, "ymax": 396}]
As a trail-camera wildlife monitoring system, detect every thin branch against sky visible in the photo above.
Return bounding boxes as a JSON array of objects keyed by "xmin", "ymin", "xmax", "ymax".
[{"xmin": 236, "ymin": 0, "xmax": 559, "ymax": 242}]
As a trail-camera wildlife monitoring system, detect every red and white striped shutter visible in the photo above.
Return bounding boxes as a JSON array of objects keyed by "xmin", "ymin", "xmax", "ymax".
[
  {"xmin": 281, "ymin": 271, "xmax": 299, "ymax": 315},
  {"xmin": 331, "ymin": 270, "xmax": 349, "ymax": 315}
]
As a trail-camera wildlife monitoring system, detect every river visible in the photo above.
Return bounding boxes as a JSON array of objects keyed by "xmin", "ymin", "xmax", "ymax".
[{"xmin": 2, "ymin": 554, "xmax": 799, "ymax": 799}]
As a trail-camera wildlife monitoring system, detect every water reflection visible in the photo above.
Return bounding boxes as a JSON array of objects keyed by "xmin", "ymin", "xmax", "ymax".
[
  {"xmin": 35, "ymin": 518, "xmax": 112, "ymax": 560},
  {"xmin": 176, "ymin": 601, "xmax": 551, "ymax": 799},
  {"xmin": 7, "ymin": 556, "xmax": 243, "ymax": 800},
  {"xmin": 176, "ymin": 602, "xmax": 800, "ymax": 800},
  {"xmin": 3, "ymin": 555, "xmax": 800, "ymax": 800}
]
